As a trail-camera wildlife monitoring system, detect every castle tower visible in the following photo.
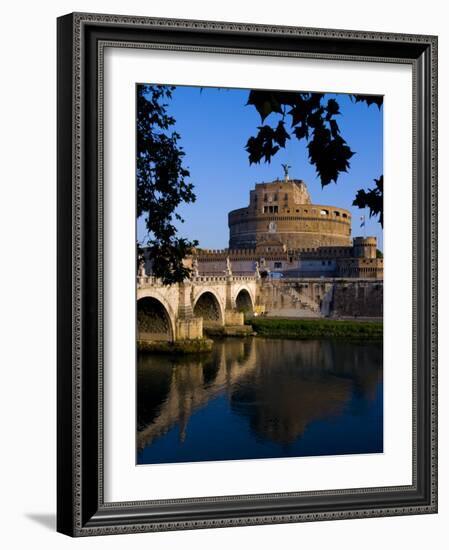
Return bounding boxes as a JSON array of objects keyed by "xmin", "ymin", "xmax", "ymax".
[
  {"xmin": 353, "ymin": 236, "xmax": 377, "ymax": 259},
  {"xmin": 228, "ymin": 178, "xmax": 352, "ymax": 250}
]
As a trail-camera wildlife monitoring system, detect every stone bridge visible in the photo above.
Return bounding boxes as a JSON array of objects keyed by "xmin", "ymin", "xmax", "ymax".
[
  {"xmin": 137, "ymin": 273, "xmax": 260, "ymax": 342},
  {"xmin": 137, "ymin": 271, "xmax": 383, "ymax": 343}
]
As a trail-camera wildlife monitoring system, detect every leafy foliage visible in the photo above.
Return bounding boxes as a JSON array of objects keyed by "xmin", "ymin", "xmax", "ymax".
[
  {"xmin": 245, "ymin": 90, "xmax": 384, "ymax": 224},
  {"xmin": 246, "ymin": 91, "xmax": 354, "ymax": 185},
  {"xmin": 353, "ymin": 176, "xmax": 384, "ymax": 227},
  {"xmin": 137, "ymin": 85, "xmax": 197, "ymax": 284}
]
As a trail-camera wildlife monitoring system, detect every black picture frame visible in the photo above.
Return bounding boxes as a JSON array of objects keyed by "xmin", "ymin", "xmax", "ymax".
[{"xmin": 57, "ymin": 12, "xmax": 438, "ymax": 536}]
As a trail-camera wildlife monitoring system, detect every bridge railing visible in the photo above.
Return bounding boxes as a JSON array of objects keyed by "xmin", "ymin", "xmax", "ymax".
[
  {"xmin": 276, "ymin": 277, "xmax": 384, "ymax": 284},
  {"xmin": 192, "ymin": 274, "xmax": 257, "ymax": 283},
  {"xmin": 137, "ymin": 274, "xmax": 258, "ymax": 288},
  {"xmin": 137, "ymin": 275, "xmax": 160, "ymax": 287}
]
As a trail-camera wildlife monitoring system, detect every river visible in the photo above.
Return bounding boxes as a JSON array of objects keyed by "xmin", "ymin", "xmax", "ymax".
[{"xmin": 137, "ymin": 337, "xmax": 383, "ymax": 465}]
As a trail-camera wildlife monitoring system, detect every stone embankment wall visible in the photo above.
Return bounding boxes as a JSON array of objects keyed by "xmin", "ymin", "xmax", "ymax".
[
  {"xmin": 260, "ymin": 279, "xmax": 383, "ymax": 318},
  {"xmin": 331, "ymin": 281, "xmax": 383, "ymax": 318}
]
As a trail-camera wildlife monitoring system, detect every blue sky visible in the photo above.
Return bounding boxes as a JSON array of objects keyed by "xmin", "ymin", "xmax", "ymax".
[{"xmin": 137, "ymin": 85, "xmax": 383, "ymax": 250}]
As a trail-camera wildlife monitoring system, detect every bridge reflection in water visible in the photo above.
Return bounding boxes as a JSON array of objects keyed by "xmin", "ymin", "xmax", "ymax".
[{"xmin": 137, "ymin": 338, "xmax": 383, "ymax": 464}]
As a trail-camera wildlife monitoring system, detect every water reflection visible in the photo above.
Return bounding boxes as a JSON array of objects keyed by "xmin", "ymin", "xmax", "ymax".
[{"xmin": 137, "ymin": 338, "xmax": 383, "ymax": 464}]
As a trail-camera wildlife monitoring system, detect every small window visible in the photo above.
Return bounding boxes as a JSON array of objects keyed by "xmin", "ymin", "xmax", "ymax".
[
  {"xmin": 296, "ymin": 209, "xmax": 299, "ymax": 213},
  {"xmin": 342, "ymin": 213, "xmax": 347, "ymax": 218},
  {"xmin": 274, "ymin": 262, "xmax": 282, "ymax": 269},
  {"xmin": 334, "ymin": 211, "xmax": 340, "ymax": 216},
  {"xmin": 286, "ymin": 209, "xmax": 290, "ymax": 213},
  {"xmin": 263, "ymin": 206, "xmax": 269, "ymax": 213},
  {"xmin": 264, "ymin": 194, "xmax": 268, "ymax": 202},
  {"xmin": 284, "ymin": 193, "xmax": 288, "ymax": 200},
  {"xmin": 320, "ymin": 209, "xmax": 329, "ymax": 216},
  {"xmin": 304, "ymin": 209, "xmax": 308, "ymax": 213}
]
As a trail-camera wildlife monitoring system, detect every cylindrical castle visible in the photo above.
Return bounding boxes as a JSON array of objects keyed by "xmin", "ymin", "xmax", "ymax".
[{"xmin": 228, "ymin": 179, "xmax": 352, "ymax": 250}]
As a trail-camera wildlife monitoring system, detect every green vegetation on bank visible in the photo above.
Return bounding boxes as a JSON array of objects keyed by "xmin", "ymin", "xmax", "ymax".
[{"xmin": 246, "ymin": 318, "xmax": 383, "ymax": 340}]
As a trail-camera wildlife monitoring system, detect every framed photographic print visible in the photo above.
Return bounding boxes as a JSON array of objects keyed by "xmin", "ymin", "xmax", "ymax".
[{"xmin": 57, "ymin": 12, "xmax": 438, "ymax": 536}]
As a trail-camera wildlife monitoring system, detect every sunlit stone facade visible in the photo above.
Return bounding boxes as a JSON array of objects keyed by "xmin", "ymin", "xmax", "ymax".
[{"xmin": 228, "ymin": 179, "xmax": 352, "ymax": 250}]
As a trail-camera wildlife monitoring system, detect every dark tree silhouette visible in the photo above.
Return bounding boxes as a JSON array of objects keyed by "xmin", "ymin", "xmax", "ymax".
[
  {"xmin": 245, "ymin": 90, "xmax": 383, "ymax": 225},
  {"xmin": 353, "ymin": 176, "xmax": 383, "ymax": 227},
  {"xmin": 137, "ymin": 85, "xmax": 197, "ymax": 284}
]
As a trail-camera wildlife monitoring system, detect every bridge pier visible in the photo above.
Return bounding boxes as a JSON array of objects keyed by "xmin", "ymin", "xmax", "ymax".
[
  {"xmin": 224, "ymin": 309, "xmax": 244, "ymax": 326},
  {"xmin": 177, "ymin": 282, "xmax": 194, "ymax": 319},
  {"xmin": 224, "ymin": 275, "xmax": 245, "ymax": 326},
  {"xmin": 176, "ymin": 282, "xmax": 204, "ymax": 340},
  {"xmin": 176, "ymin": 317, "xmax": 204, "ymax": 340}
]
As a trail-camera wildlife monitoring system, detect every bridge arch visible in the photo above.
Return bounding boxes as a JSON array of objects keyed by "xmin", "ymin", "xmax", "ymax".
[
  {"xmin": 137, "ymin": 295, "xmax": 175, "ymax": 342},
  {"xmin": 193, "ymin": 291, "xmax": 224, "ymax": 327},
  {"xmin": 234, "ymin": 286, "xmax": 255, "ymax": 313},
  {"xmin": 235, "ymin": 288, "xmax": 254, "ymax": 312}
]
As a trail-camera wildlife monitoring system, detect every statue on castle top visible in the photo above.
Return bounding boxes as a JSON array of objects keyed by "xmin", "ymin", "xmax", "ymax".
[
  {"xmin": 255, "ymin": 261, "xmax": 261, "ymax": 279},
  {"xmin": 281, "ymin": 163, "xmax": 291, "ymax": 181}
]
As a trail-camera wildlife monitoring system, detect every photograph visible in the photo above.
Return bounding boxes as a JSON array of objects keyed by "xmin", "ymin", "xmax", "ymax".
[{"xmin": 136, "ymin": 83, "xmax": 384, "ymax": 465}]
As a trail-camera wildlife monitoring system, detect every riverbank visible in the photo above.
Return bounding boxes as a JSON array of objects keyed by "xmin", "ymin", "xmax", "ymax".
[
  {"xmin": 246, "ymin": 318, "xmax": 383, "ymax": 340},
  {"xmin": 137, "ymin": 338, "xmax": 213, "ymax": 354},
  {"xmin": 204, "ymin": 325, "xmax": 255, "ymax": 338}
]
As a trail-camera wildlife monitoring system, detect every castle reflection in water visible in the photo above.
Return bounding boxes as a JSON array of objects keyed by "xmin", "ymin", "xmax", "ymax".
[{"xmin": 137, "ymin": 338, "xmax": 383, "ymax": 464}]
